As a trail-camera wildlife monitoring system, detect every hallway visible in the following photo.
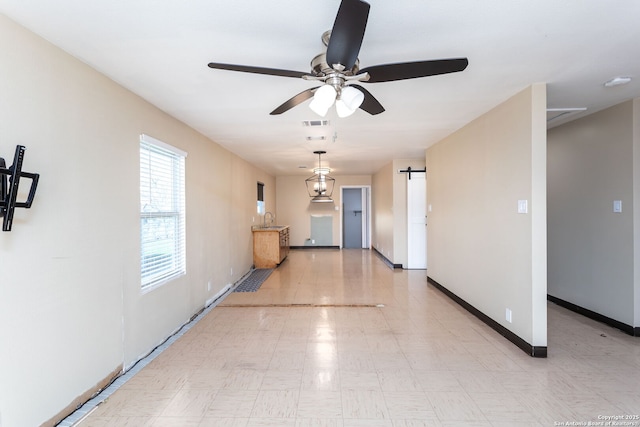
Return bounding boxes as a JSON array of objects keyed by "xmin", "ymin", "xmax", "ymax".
[{"xmin": 78, "ymin": 249, "xmax": 640, "ymax": 426}]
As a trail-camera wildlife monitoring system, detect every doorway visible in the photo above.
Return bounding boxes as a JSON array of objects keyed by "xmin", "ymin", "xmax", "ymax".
[
  {"xmin": 341, "ymin": 186, "xmax": 370, "ymax": 249},
  {"xmin": 407, "ymin": 172, "xmax": 427, "ymax": 269}
]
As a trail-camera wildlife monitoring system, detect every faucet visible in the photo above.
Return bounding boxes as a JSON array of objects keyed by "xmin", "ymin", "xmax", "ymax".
[{"xmin": 264, "ymin": 212, "xmax": 274, "ymax": 228}]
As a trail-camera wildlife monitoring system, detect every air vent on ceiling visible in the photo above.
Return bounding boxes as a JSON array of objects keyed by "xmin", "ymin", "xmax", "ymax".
[
  {"xmin": 547, "ymin": 108, "xmax": 587, "ymax": 123},
  {"xmin": 302, "ymin": 120, "xmax": 330, "ymax": 127}
]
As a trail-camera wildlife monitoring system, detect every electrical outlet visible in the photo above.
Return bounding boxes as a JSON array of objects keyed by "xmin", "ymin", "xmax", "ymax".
[
  {"xmin": 230, "ymin": 267, "xmax": 233, "ymax": 276},
  {"xmin": 207, "ymin": 281, "xmax": 211, "ymax": 291},
  {"xmin": 506, "ymin": 308, "xmax": 513, "ymax": 323}
]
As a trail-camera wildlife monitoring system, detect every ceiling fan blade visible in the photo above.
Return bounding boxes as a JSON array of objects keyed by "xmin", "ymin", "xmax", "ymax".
[
  {"xmin": 208, "ymin": 63, "xmax": 308, "ymax": 79},
  {"xmin": 350, "ymin": 84, "xmax": 385, "ymax": 115},
  {"xmin": 326, "ymin": 0, "xmax": 370, "ymax": 70},
  {"xmin": 270, "ymin": 87, "xmax": 320, "ymax": 115},
  {"xmin": 359, "ymin": 58, "xmax": 469, "ymax": 83}
]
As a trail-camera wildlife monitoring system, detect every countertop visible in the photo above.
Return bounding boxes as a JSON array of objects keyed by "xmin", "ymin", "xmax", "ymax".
[{"xmin": 251, "ymin": 225, "xmax": 289, "ymax": 232}]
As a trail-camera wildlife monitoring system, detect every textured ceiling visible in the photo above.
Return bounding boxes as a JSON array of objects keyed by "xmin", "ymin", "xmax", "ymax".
[{"xmin": 1, "ymin": 0, "xmax": 639, "ymax": 175}]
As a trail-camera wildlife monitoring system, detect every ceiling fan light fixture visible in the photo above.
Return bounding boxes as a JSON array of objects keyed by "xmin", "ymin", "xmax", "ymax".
[
  {"xmin": 336, "ymin": 86, "xmax": 364, "ymax": 118},
  {"xmin": 309, "ymin": 85, "xmax": 337, "ymax": 116},
  {"xmin": 335, "ymin": 99, "xmax": 356, "ymax": 118},
  {"xmin": 341, "ymin": 86, "xmax": 365, "ymax": 109},
  {"xmin": 335, "ymin": 99, "xmax": 354, "ymax": 118},
  {"xmin": 209, "ymin": 0, "xmax": 469, "ymax": 117}
]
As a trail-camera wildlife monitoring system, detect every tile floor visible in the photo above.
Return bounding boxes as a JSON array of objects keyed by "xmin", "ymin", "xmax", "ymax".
[{"xmin": 78, "ymin": 249, "xmax": 640, "ymax": 426}]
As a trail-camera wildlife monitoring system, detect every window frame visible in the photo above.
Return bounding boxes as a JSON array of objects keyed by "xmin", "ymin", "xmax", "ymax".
[{"xmin": 139, "ymin": 134, "xmax": 187, "ymax": 292}]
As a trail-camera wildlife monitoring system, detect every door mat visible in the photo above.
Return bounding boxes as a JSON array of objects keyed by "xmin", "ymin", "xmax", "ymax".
[{"xmin": 233, "ymin": 269, "xmax": 273, "ymax": 292}]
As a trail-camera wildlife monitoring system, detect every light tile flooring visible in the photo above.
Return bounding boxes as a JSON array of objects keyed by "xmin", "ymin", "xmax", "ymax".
[{"xmin": 79, "ymin": 249, "xmax": 640, "ymax": 426}]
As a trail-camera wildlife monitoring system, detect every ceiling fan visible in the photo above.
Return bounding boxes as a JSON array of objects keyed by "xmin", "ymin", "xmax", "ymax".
[{"xmin": 208, "ymin": 0, "xmax": 468, "ymax": 117}]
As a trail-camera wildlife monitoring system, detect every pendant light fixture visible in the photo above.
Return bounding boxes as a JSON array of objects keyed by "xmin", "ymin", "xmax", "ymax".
[{"xmin": 305, "ymin": 151, "xmax": 335, "ymax": 203}]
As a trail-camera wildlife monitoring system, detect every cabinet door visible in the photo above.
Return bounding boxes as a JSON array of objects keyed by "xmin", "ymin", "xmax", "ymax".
[{"xmin": 279, "ymin": 228, "xmax": 289, "ymax": 261}]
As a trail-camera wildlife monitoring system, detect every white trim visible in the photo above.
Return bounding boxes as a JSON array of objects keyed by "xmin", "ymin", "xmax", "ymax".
[
  {"xmin": 140, "ymin": 271, "xmax": 186, "ymax": 295},
  {"xmin": 140, "ymin": 133, "xmax": 188, "ymax": 158}
]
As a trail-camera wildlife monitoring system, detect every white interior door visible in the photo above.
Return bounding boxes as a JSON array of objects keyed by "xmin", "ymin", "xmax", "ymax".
[{"xmin": 407, "ymin": 172, "xmax": 427, "ymax": 269}]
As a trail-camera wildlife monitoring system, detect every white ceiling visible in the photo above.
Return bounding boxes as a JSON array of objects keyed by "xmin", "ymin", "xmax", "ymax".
[{"xmin": 1, "ymin": 0, "xmax": 639, "ymax": 176}]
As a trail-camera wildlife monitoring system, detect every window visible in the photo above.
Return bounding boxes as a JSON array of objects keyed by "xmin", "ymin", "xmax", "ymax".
[
  {"xmin": 139, "ymin": 134, "xmax": 186, "ymax": 291},
  {"xmin": 257, "ymin": 181, "xmax": 265, "ymax": 215}
]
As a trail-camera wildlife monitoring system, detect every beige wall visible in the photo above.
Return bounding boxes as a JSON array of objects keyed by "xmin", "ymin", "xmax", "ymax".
[
  {"xmin": 548, "ymin": 100, "xmax": 639, "ymax": 326},
  {"xmin": 426, "ymin": 84, "xmax": 547, "ymax": 347},
  {"xmin": 0, "ymin": 14, "xmax": 274, "ymax": 426},
  {"xmin": 372, "ymin": 162, "xmax": 394, "ymax": 260},
  {"xmin": 276, "ymin": 174, "xmax": 371, "ymax": 247}
]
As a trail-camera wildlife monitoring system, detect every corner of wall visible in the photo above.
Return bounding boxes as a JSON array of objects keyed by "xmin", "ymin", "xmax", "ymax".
[
  {"xmin": 372, "ymin": 162, "xmax": 394, "ymax": 262},
  {"xmin": 634, "ymin": 98, "xmax": 640, "ymax": 327},
  {"xmin": 530, "ymin": 82, "xmax": 548, "ymax": 347}
]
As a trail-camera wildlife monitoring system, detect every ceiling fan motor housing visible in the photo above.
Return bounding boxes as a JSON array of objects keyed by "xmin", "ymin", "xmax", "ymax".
[{"xmin": 311, "ymin": 53, "xmax": 359, "ymax": 77}]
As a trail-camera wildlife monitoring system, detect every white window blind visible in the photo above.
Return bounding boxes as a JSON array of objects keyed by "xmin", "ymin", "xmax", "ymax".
[{"xmin": 139, "ymin": 134, "xmax": 186, "ymax": 291}]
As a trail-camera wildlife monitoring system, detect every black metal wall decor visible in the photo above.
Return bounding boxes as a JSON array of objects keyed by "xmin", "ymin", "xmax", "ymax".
[{"xmin": 0, "ymin": 145, "xmax": 40, "ymax": 231}]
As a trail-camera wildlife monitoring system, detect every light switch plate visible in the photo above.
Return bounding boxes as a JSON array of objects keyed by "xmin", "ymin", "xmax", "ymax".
[
  {"xmin": 517, "ymin": 200, "xmax": 528, "ymax": 214},
  {"xmin": 613, "ymin": 200, "xmax": 622, "ymax": 213}
]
